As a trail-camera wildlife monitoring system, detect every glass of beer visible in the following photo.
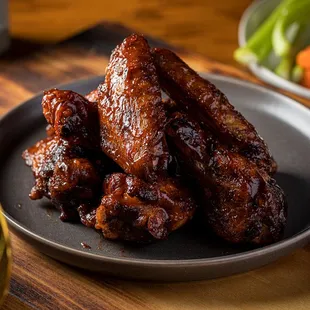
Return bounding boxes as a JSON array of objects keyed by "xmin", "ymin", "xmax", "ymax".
[{"xmin": 0, "ymin": 204, "xmax": 12, "ymax": 306}]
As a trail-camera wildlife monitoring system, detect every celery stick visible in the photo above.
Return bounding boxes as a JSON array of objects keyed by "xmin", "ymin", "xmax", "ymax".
[
  {"xmin": 234, "ymin": 0, "xmax": 299, "ymax": 65},
  {"xmin": 274, "ymin": 23, "xmax": 306, "ymax": 81},
  {"xmin": 275, "ymin": 57, "xmax": 293, "ymax": 80},
  {"xmin": 246, "ymin": 0, "xmax": 297, "ymax": 51},
  {"xmin": 273, "ymin": 22, "xmax": 301, "ymax": 57},
  {"xmin": 234, "ymin": 47, "xmax": 259, "ymax": 65},
  {"xmin": 292, "ymin": 65, "xmax": 304, "ymax": 83},
  {"xmin": 272, "ymin": 0, "xmax": 310, "ymax": 57}
]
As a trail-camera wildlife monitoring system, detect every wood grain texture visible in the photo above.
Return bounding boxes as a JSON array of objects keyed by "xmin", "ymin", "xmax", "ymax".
[
  {"xmin": 2, "ymin": 234, "xmax": 310, "ymax": 310},
  {"xmin": 10, "ymin": 0, "xmax": 252, "ymax": 65},
  {"xmin": 0, "ymin": 22, "xmax": 310, "ymax": 310}
]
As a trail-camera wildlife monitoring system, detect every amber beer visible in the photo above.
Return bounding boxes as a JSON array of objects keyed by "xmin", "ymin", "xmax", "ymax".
[{"xmin": 0, "ymin": 205, "xmax": 11, "ymax": 306}]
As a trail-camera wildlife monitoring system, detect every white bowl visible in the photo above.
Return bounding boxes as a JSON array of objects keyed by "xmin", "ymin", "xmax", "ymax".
[{"xmin": 238, "ymin": 0, "xmax": 310, "ymax": 99}]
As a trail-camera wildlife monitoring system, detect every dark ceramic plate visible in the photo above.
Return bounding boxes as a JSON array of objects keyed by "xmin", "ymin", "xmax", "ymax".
[{"xmin": 1, "ymin": 74, "xmax": 310, "ymax": 282}]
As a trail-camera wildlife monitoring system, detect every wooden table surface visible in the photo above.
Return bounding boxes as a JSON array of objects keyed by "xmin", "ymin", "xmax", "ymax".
[
  {"xmin": 1, "ymin": 1, "xmax": 310, "ymax": 309},
  {"xmin": 10, "ymin": 0, "xmax": 253, "ymax": 65}
]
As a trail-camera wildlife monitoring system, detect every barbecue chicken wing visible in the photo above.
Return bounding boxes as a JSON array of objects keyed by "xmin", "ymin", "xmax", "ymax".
[
  {"xmin": 22, "ymin": 137, "xmax": 101, "ymax": 222},
  {"xmin": 97, "ymin": 34, "xmax": 170, "ymax": 181},
  {"xmin": 23, "ymin": 89, "xmax": 117, "ymax": 222},
  {"xmin": 85, "ymin": 89, "xmax": 99, "ymax": 103},
  {"xmin": 23, "ymin": 137, "xmax": 69, "ymax": 200},
  {"xmin": 166, "ymin": 112, "xmax": 287, "ymax": 244},
  {"xmin": 22, "ymin": 34, "xmax": 288, "ymax": 246},
  {"xmin": 95, "ymin": 34, "xmax": 197, "ymax": 241},
  {"xmin": 96, "ymin": 173, "xmax": 196, "ymax": 241},
  {"xmin": 41, "ymin": 88, "xmax": 120, "ymax": 176},
  {"xmin": 152, "ymin": 48, "xmax": 277, "ymax": 175},
  {"xmin": 42, "ymin": 89, "xmax": 100, "ymax": 150}
]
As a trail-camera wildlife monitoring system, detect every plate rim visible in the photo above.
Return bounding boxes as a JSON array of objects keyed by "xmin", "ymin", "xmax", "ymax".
[{"xmin": 1, "ymin": 73, "xmax": 310, "ymax": 267}]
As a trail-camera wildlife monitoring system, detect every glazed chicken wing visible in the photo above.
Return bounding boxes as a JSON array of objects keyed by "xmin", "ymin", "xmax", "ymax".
[
  {"xmin": 94, "ymin": 34, "xmax": 197, "ymax": 241},
  {"xmin": 23, "ymin": 89, "xmax": 116, "ymax": 222},
  {"xmin": 22, "ymin": 34, "xmax": 288, "ymax": 246},
  {"xmin": 49, "ymin": 157, "xmax": 100, "ymax": 218},
  {"xmin": 41, "ymin": 88, "xmax": 120, "ymax": 173},
  {"xmin": 96, "ymin": 173, "xmax": 196, "ymax": 241},
  {"xmin": 166, "ymin": 112, "xmax": 287, "ymax": 244},
  {"xmin": 85, "ymin": 89, "xmax": 99, "ymax": 103},
  {"xmin": 152, "ymin": 48, "xmax": 276, "ymax": 175},
  {"xmin": 97, "ymin": 34, "xmax": 170, "ymax": 181},
  {"xmin": 23, "ymin": 137, "xmax": 69, "ymax": 200},
  {"xmin": 42, "ymin": 89, "xmax": 100, "ymax": 150},
  {"xmin": 22, "ymin": 137, "xmax": 100, "ymax": 221}
]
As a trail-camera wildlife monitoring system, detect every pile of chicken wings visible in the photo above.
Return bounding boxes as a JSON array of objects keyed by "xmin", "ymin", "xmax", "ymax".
[{"xmin": 22, "ymin": 34, "xmax": 287, "ymax": 245}]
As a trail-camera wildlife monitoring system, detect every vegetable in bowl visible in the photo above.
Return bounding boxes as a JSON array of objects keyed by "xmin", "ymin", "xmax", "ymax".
[{"xmin": 235, "ymin": 0, "xmax": 310, "ymax": 88}]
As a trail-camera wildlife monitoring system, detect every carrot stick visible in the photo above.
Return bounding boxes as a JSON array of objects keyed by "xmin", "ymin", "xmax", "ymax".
[{"xmin": 297, "ymin": 46, "xmax": 310, "ymax": 70}]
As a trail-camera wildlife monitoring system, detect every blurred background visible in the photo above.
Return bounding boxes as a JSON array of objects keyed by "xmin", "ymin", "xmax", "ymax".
[
  {"xmin": 9, "ymin": 0, "xmax": 252, "ymax": 65},
  {"xmin": 5, "ymin": 0, "xmax": 310, "ymax": 94}
]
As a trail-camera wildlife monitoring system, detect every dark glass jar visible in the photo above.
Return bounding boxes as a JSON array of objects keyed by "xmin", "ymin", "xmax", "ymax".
[{"xmin": 0, "ymin": 0, "xmax": 9, "ymax": 54}]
